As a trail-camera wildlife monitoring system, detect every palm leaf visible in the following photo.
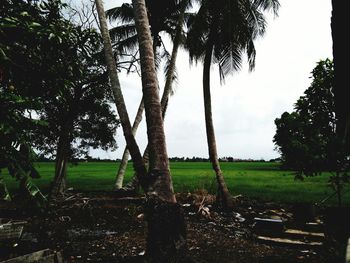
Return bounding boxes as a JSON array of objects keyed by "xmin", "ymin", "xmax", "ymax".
[
  {"xmin": 113, "ymin": 35, "xmax": 138, "ymax": 54},
  {"xmin": 109, "ymin": 23, "xmax": 137, "ymax": 42},
  {"xmin": 253, "ymin": 0, "xmax": 280, "ymax": 15},
  {"xmin": 106, "ymin": 3, "xmax": 134, "ymax": 24}
]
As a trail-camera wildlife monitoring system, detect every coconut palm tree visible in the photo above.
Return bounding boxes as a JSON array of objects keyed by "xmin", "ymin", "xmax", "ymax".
[
  {"xmin": 131, "ymin": 0, "xmax": 188, "ymax": 259},
  {"xmin": 96, "ymin": 0, "xmax": 188, "ymax": 260},
  {"xmin": 95, "ymin": 0, "xmax": 147, "ymax": 186},
  {"xmin": 107, "ymin": 0, "xmax": 190, "ymax": 190},
  {"xmin": 186, "ymin": 0, "xmax": 279, "ymax": 210}
]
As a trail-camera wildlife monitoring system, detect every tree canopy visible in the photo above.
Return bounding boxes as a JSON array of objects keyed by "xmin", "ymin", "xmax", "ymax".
[
  {"xmin": 0, "ymin": 0, "xmax": 119, "ymax": 198},
  {"xmin": 273, "ymin": 59, "xmax": 341, "ymax": 175},
  {"xmin": 274, "ymin": 59, "xmax": 349, "ymax": 204}
]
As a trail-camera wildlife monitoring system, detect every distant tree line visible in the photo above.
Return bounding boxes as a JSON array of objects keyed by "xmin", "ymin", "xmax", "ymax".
[{"xmin": 36, "ymin": 155, "xmax": 273, "ymax": 163}]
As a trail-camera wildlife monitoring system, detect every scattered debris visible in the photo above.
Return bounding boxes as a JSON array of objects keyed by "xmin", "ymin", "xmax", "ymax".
[
  {"xmin": 254, "ymin": 215, "xmax": 326, "ymax": 251},
  {"xmin": 0, "ymin": 249, "xmax": 63, "ymax": 263},
  {"xmin": 58, "ymin": 216, "xmax": 71, "ymax": 222},
  {"xmin": 0, "ymin": 192, "xmax": 337, "ymax": 263},
  {"xmin": 136, "ymin": 213, "xmax": 144, "ymax": 221},
  {"xmin": 256, "ymin": 236, "xmax": 323, "ymax": 248},
  {"xmin": 284, "ymin": 229, "xmax": 324, "ymax": 240},
  {"xmin": 232, "ymin": 212, "xmax": 245, "ymax": 222},
  {"xmin": 0, "ymin": 219, "xmax": 27, "ymax": 242},
  {"xmin": 253, "ymin": 217, "xmax": 285, "ymax": 236}
]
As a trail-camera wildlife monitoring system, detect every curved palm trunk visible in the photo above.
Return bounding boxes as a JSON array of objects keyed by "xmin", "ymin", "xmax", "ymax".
[
  {"xmin": 117, "ymin": 1, "xmax": 186, "ymax": 192},
  {"xmin": 95, "ymin": 0, "xmax": 148, "ymax": 187},
  {"xmin": 132, "ymin": 0, "xmax": 188, "ymax": 261},
  {"xmin": 114, "ymin": 98, "xmax": 144, "ymax": 190},
  {"xmin": 114, "ymin": 33, "xmax": 158, "ymax": 190},
  {"xmin": 203, "ymin": 42, "xmax": 234, "ymax": 211},
  {"xmin": 114, "ymin": 41, "xmax": 159, "ymax": 190},
  {"xmin": 158, "ymin": 0, "xmax": 187, "ymax": 117}
]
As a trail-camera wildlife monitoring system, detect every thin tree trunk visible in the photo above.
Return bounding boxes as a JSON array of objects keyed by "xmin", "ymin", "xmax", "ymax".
[
  {"xmin": 203, "ymin": 42, "xmax": 234, "ymax": 211},
  {"xmin": 95, "ymin": 0, "xmax": 148, "ymax": 187},
  {"xmin": 114, "ymin": 99, "xmax": 144, "ymax": 190},
  {"xmin": 132, "ymin": 0, "xmax": 188, "ymax": 261},
  {"xmin": 53, "ymin": 156, "xmax": 67, "ymax": 195},
  {"xmin": 159, "ymin": 1, "xmax": 186, "ymax": 119},
  {"xmin": 50, "ymin": 134, "xmax": 69, "ymax": 197},
  {"xmin": 114, "ymin": 40, "xmax": 158, "ymax": 190},
  {"xmin": 119, "ymin": 1, "xmax": 187, "ymax": 192}
]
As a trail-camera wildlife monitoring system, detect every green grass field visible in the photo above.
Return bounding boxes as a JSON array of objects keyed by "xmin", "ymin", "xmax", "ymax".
[{"xmin": 2, "ymin": 162, "xmax": 349, "ymax": 205}]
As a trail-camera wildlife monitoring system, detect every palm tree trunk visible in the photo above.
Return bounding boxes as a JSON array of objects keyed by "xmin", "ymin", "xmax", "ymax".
[
  {"xmin": 114, "ymin": 38, "xmax": 158, "ymax": 190},
  {"xmin": 114, "ymin": 98, "xmax": 144, "ymax": 190},
  {"xmin": 119, "ymin": 1, "xmax": 186, "ymax": 192},
  {"xmin": 203, "ymin": 42, "xmax": 234, "ymax": 211},
  {"xmin": 132, "ymin": 0, "xmax": 188, "ymax": 261},
  {"xmin": 159, "ymin": 1, "xmax": 186, "ymax": 118},
  {"xmin": 95, "ymin": 0, "xmax": 148, "ymax": 185}
]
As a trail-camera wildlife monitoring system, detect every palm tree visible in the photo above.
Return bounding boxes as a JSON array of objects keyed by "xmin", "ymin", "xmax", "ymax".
[
  {"xmin": 96, "ymin": 0, "xmax": 188, "ymax": 260},
  {"xmin": 187, "ymin": 0, "xmax": 279, "ymax": 210},
  {"xmin": 114, "ymin": 98, "xmax": 144, "ymax": 190},
  {"xmin": 131, "ymin": 0, "xmax": 188, "ymax": 259},
  {"xmin": 95, "ymin": 0, "xmax": 148, "ymax": 187},
  {"xmin": 107, "ymin": 0, "xmax": 189, "ymax": 190}
]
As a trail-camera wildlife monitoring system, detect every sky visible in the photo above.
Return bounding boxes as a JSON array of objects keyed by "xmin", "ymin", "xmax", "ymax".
[{"xmin": 88, "ymin": 0, "xmax": 333, "ymax": 160}]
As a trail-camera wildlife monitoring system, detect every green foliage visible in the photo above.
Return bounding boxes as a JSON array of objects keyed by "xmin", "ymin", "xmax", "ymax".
[
  {"xmin": 0, "ymin": 90, "xmax": 46, "ymax": 204},
  {"xmin": 0, "ymin": 0, "xmax": 69, "ymax": 203},
  {"xmin": 106, "ymin": 0, "xmax": 190, "ymax": 74},
  {"xmin": 273, "ymin": 59, "xmax": 349, "ymax": 205},
  {"xmin": 1, "ymin": 0, "xmax": 118, "ymax": 161},
  {"xmin": 32, "ymin": 21, "xmax": 119, "ymax": 160},
  {"xmin": 274, "ymin": 59, "xmax": 337, "ymax": 173},
  {"xmin": 0, "ymin": 0, "xmax": 118, "ymax": 201}
]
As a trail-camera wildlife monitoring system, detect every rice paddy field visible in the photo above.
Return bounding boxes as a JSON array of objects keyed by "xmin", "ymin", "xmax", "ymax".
[{"xmin": 2, "ymin": 161, "xmax": 349, "ymax": 205}]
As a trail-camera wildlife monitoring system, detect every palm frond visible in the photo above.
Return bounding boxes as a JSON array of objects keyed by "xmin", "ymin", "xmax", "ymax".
[
  {"xmin": 252, "ymin": 0, "xmax": 280, "ymax": 16},
  {"xmin": 246, "ymin": 39, "xmax": 256, "ymax": 71},
  {"xmin": 216, "ymin": 43, "xmax": 243, "ymax": 82},
  {"xmin": 187, "ymin": 0, "xmax": 279, "ymax": 79},
  {"xmin": 109, "ymin": 23, "xmax": 137, "ymax": 42},
  {"xmin": 153, "ymin": 46, "xmax": 163, "ymax": 71},
  {"xmin": 240, "ymin": 0, "xmax": 267, "ymax": 38},
  {"xmin": 186, "ymin": 1, "xmax": 210, "ymax": 63},
  {"xmin": 106, "ymin": 3, "xmax": 134, "ymax": 24},
  {"xmin": 112, "ymin": 35, "xmax": 139, "ymax": 54}
]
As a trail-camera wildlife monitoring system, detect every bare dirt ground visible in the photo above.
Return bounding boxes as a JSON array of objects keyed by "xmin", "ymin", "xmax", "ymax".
[{"xmin": 0, "ymin": 191, "xmax": 348, "ymax": 263}]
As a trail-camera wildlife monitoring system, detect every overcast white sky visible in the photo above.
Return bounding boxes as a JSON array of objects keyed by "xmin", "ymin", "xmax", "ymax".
[{"xmin": 88, "ymin": 0, "xmax": 333, "ymax": 160}]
